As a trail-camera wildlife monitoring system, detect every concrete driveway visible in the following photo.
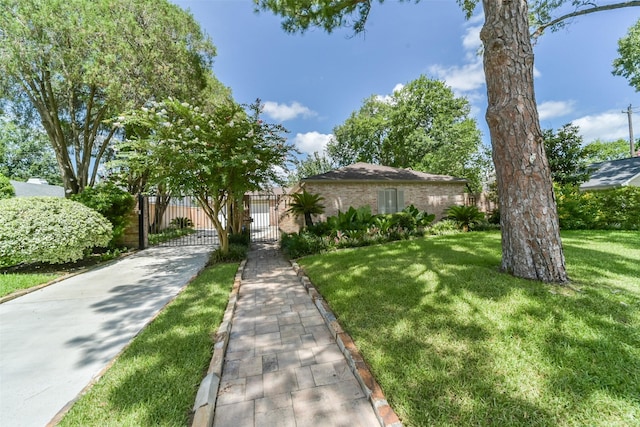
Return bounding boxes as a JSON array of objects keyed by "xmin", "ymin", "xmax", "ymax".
[{"xmin": 0, "ymin": 245, "xmax": 213, "ymax": 427}]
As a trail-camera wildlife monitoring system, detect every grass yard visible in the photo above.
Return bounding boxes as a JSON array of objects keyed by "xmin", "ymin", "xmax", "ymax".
[
  {"xmin": 0, "ymin": 273, "xmax": 61, "ymax": 298},
  {"xmin": 298, "ymin": 230, "xmax": 640, "ymax": 427},
  {"xmin": 58, "ymin": 262, "xmax": 238, "ymax": 427}
]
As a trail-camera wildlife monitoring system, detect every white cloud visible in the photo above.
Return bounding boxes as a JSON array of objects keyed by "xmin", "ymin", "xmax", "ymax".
[
  {"xmin": 429, "ymin": 60, "xmax": 485, "ymax": 93},
  {"xmin": 375, "ymin": 83, "xmax": 405, "ymax": 104},
  {"xmin": 428, "ymin": 17, "xmax": 485, "ymax": 94},
  {"xmin": 537, "ymin": 100, "xmax": 575, "ymax": 121},
  {"xmin": 263, "ymin": 101, "xmax": 317, "ymax": 121},
  {"xmin": 462, "ymin": 24, "xmax": 482, "ymax": 52},
  {"xmin": 392, "ymin": 83, "xmax": 404, "ymax": 93},
  {"xmin": 571, "ymin": 110, "xmax": 629, "ymax": 143},
  {"xmin": 292, "ymin": 132, "xmax": 333, "ymax": 155}
]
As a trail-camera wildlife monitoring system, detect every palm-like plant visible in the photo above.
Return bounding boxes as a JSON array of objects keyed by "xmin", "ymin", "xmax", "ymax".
[
  {"xmin": 445, "ymin": 205, "xmax": 485, "ymax": 232},
  {"xmin": 288, "ymin": 190, "xmax": 325, "ymax": 228}
]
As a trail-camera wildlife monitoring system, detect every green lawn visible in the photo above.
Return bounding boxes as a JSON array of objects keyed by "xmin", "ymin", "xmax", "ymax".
[
  {"xmin": 0, "ymin": 273, "xmax": 61, "ymax": 298},
  {"xmin": 59, "ymin": 262, "xmax": 238, "ymax": 427},
  {"xmin": 298, "ymin": 230, "xmax": 640, "ymax": 427}
]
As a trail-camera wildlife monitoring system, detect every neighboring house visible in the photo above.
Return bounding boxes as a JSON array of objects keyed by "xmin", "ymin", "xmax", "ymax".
[
  {"xmin": 279, "ymin": 162, "xmax": 470, "ymax": 233},
  {"xmin": 580, "ymin": 157, "xmax": 640, "ymax": 191},
  {"xmin": 9, "ymin": 179, "xmax": 65, "ymax": 197}
]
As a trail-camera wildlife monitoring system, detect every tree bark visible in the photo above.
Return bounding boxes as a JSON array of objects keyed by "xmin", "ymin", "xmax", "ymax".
[{"xmin": 480, "ymin": 0, "xmax": 569, "ymax": 283}]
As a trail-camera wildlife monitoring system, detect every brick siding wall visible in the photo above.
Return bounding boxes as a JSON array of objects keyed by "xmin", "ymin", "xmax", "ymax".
[{"xmin": 278, "ymin": 181, "xmax": 468, "ymax": 234}]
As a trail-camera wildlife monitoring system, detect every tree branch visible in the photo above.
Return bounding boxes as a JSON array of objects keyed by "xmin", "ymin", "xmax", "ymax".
[{"xmin": 532, "ymin": 1, "xmax": 640, "ymax": 39}]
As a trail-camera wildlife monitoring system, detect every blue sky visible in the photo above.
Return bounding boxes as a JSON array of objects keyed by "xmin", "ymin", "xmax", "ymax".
[{"xmin": 173, "ymin": 0, "xmax": 639, "ymax": 159}]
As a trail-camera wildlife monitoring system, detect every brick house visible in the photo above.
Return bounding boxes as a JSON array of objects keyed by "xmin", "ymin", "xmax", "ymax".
[{"xmin": 279, "ymin": 162, "xmax": 471, "ymax": 233}]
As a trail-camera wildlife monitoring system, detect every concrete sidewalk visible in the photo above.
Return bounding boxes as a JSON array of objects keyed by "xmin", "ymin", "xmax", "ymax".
[
  {"xmin": 211, "ymin": 243, "xmax": 400, "ymax": 427},
  {"xmin": 0, "ymin": 244, "xmax": 213, "ymax": 427}
]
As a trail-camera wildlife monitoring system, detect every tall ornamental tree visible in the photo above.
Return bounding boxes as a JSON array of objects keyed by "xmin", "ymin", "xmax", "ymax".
[
  {"xmin": 116, "ymin": 99, "xmax": 293, "ymax": 253},
  {"xmin": 0, "ymin": 0, "xmax": 216, "ymax": 195},
  {"xmin": 255, "ymin": 0, "xmax": 640, "ymax": 283},
  {"xmin": 327, "ymin": 75, "xmax": 485, "ymax": 191}
]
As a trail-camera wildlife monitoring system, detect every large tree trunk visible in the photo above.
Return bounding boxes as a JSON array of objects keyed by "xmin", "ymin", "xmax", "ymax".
[{"xmin": 480, "ymin": 0, "xmax": 568, "ymax": 283}]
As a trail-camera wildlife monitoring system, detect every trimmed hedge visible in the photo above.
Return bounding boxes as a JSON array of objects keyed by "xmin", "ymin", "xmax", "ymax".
[{"xmin": 0, "ymin": 197, "xmax": 112, "ymax": 267}]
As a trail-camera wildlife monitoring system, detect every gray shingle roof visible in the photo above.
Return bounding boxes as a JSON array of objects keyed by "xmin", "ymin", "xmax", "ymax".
[
  {"xmin": 580, "ymin": 157, "xmax": 640, "ymax": 190},
  {"xmin": 10, "ymin": 180, "xmax": 65, "ymax": 197},
  {"xmin": 302, "ymin": 162, "xmax": 467, "ymax": 183}
]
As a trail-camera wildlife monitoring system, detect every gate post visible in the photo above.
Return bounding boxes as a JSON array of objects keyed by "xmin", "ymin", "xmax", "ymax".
[{"xmin": 138, "ymin": 194, "xmax": 149, "ymax": 250}]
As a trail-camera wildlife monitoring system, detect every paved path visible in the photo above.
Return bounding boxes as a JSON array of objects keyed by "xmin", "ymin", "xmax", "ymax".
[
  {"xmin": 0, "ymin": 245, "xmax": 213, "ymax": 427},
  {"xmin": 213, "ymin": 243, "xmax": 381, "ymax": 427}
]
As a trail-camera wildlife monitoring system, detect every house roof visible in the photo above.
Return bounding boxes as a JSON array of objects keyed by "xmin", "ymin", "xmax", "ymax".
[
  {"xmin": 302, "ymin": 162, "xmax": 468, "ymax": 184},
  {"xmin": 10, "ymin": 180, "xmax": 66, "ymax": 197},
  {"xmin": 579, "ymin": 157, "xmax": 640, "ymax": 191}
]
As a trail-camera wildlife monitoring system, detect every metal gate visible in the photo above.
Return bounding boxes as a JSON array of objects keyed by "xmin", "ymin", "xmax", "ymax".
[
  {"xmin": 140, "ymin": 193, "xmax": 280, "ymax": 247},
  {"xmin": 246, "ymin": 193, "xmax": 281, "ymax": 243},
  {"xmin": 143, "ymin": 195, "xmax": 219, "ymax": 247}
]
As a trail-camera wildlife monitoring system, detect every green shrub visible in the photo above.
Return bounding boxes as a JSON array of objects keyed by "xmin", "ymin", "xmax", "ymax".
[
  {"xmin": 402, "ymin": 204, "xmax": 436, "ymax": 228},
  {"xmin": 326, "ymin": 206, "xmax": 375, "ymax": 234},
  {"xmin": 487, "ymin": 208, "xmax": 500, "ymax": 225},
  {"xmin": 71, "ymin": 182, "xmax": 135, "ymax": 247},
  {"xmin": 0, "ymin": 197, "xmax": 112, "ymax": 267},
  {"xmin": 390, "ymin": 211, "xmax": 417, "ymax": 231},
  {"xmin": 228, "ymin": 229, "xmax": 250, "ymax": 246},
  {"xmin": 445, "ymin": 205, "xmax": 485, "ymax": 231},
  {"xmin": 0, "ymin": 174, "xmax": 14, "ymax": 199},
  {"xmin": 169, "ymin": 216, "xmax": 194, "ymax": 229},
  {"xmin": 210, "ymin": 243, "xmax": 247, "ymax": 263},
  {"xmin": 281, "ymin": 232, "xmax": 329, "ymax": 258},
  {"xmin": 428, "ymin": 219, "xmax": 462, "ymax": 236},
  {"xmin": 555, "ymin": 184, "xmax": 640, "ymax": 230}
]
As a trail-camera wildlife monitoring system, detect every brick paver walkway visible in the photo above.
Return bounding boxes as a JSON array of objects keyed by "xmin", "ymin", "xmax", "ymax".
[{"xmin": 212, "ymin": 243, "xmax": 381, "ymax": 427}]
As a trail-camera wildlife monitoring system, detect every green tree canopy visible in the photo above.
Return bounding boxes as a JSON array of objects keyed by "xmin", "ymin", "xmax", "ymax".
[
  {"xmin": 116, "ymin": 98, "xmax": 295, "ymax": 253},
  {"xmin": 542, "ymin": 124, "xmax": 590, "ymax": 185},
  {"xmin": 0, "ymin": 0, "xmax": 217, "ymax": 194},
  {"xmin": 287, "ymin": 151, "xmax": 335, "ymax": 184},
  {"xmin": 583, "ymin": 138, "xmax": 634, "ymax": 163},
  {"xmin": 0, "ymin": 117, "xmax": 62, "ymax": 185},
  {"xmin": 327, "ymin": 75, "xmax": 485, "ymax": 191},
  {"xmin": 613, "ymin": 18, "xmax": 640, "ymax": 91}
]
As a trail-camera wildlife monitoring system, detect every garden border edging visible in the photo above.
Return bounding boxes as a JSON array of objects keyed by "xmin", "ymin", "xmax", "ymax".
[
  {"xmin": 191, "ymin": 259, "xmax": 246, "ymax": 427},
  {"xmin": 290, "ymin": 260, "xmax": 403, "ymax": 427}
]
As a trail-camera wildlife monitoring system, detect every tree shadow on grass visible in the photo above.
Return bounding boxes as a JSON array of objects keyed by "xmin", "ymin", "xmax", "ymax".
[
  {"xmin": 299, "ymin": 232, "xmax": 640, "ymax": 426},
  {"xmin": 61, "ymin": 263, "xmax": 237, "ymax": 426}
]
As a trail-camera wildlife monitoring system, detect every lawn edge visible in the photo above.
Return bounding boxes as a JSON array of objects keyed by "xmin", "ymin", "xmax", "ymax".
[
  {"xmin": 290, "ymin": 259, "xmax": 403, "ymax": 427},
  {"xmin": 0, "ymin": 251, "xmax": 139, "ymax": 304},
  {"xmin": 191, "ymin": 259, "xmax": 246, "ymax": 427}
]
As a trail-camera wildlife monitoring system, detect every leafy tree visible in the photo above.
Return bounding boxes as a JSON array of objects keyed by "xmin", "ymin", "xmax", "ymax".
[
  {"xmin": 254, "ymin": 0, "xmax": 640, "ymax": 283},
  {"xmin": 116, "ymin": 98, "xmax": 293, "ymax": 254},
  {"xmin": 0, "ymin": 0, "xmax": 216, "ymax": 195},
  {"xmin": 288, "ymin": 151, "xmax": 335, "ymax": 184},
  {"xmin": 583, "ymin": 138, "xmax": 632, "ymax": 164},
  {"xmin": 287, "ymin": 190, "xmax": 326, "ymax": 228},
  {"xmin": 0, "ymin": 117, "xmax": 62, "ymax": 185},
  {"xmin": 542, "ymin": 124, "xmax": 590, "ymax": 185},
  {"xmin": 613, "ymin": 18, "xmax": 640, "ymax": 91},
  {"xmin": 326, "ymin": 76, "xmax": 485, "ymax": 191}
]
